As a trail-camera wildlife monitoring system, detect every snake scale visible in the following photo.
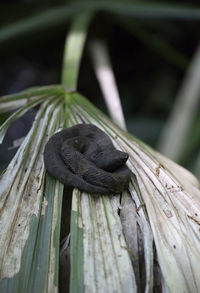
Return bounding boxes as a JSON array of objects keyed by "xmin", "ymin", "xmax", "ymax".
[{"xmin": 44, "ymin": 124, "xmax": 131, "ymax": 194}]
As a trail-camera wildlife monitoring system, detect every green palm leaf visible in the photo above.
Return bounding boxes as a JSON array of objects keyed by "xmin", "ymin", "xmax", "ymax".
[{"xmin": 0, "ymin": 88, "xmax": 200, "ymax": 292}]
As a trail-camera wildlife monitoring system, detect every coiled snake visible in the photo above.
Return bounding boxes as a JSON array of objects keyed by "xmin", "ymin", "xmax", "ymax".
[{"xmin": 44, "ymin": 124, "xmax": 131, "ymax": 194}]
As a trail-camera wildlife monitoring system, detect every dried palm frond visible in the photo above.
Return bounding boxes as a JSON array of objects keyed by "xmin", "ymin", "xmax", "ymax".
[{"xmin": 0, "ymin": 88, "xmax": 200, "ymax": 292}]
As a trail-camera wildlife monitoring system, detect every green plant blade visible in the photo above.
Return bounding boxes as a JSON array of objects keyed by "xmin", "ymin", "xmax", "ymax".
[
  {"xmin": 0, "ymin": 2, "xmax": 199, "ymax": 45},
  {"xmin": 0, "ymin": 95, "xmax": 64, "ymax": 293},
  {"xmin": 0, "ymin": 85, "xmax": 61, "ymax": 103},
  {"xmin": 0, "ymin": 95, "xmax": 57, "ymax": 143},
  {"xmin": 70, "ymin": 191, "xmax": 84, "ymax": 293},
  {"xmin": 61, "ymin": 12, "xmax": 92, "ymax": 89},
  {"xmin": 71, "ymin": 1, "xmax": 200, "ymax": 20},
  {"xmin": 0, "ymin": 7, "xmax": 74, "ymax": 44}
]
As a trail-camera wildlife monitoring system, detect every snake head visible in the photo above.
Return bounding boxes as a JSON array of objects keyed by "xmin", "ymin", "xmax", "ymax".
[{"xmin": 94, "ymin": 150, "xmax": 129, "ymax": 172}]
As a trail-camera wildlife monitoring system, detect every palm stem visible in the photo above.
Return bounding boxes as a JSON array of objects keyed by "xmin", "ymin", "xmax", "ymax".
[{"xmin": 61, "ymin": 13, "xmax": 92, "ymax": 90}]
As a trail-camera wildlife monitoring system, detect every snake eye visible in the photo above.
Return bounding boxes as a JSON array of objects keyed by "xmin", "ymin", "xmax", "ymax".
[
  {"xmin": 121, "ymin": 152, "xmax": 129, "ymax": 162},
  {"xmin": 90, "ymin": 154, "xmax": 97, "ymax": 162}
]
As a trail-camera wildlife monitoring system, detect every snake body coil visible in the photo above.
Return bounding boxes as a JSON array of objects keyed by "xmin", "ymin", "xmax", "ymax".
[{"xmin": 44, "ymin": 124, "xmax": 131, "ymax": 194}]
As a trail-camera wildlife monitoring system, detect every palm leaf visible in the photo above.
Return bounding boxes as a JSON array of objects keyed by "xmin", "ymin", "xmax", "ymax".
[{"xmin": 1, "ymin": 87, "xmax": 200, "ymax": 292}]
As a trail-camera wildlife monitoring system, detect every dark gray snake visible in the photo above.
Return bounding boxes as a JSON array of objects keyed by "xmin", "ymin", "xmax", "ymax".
[{"xmin": 44, "ymin": 124, "xmax": 131, "ymax": 194}]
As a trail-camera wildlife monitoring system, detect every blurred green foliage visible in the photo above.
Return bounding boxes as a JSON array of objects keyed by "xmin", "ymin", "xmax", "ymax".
[{"xmin": 0, "ymin": 0, "xmax": 200, "ymax": 174}]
